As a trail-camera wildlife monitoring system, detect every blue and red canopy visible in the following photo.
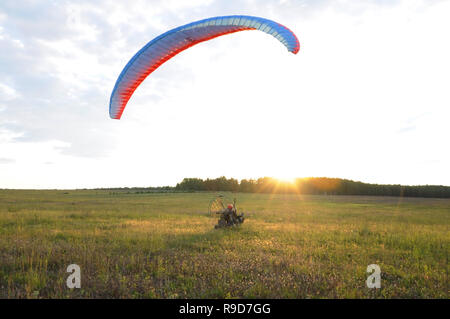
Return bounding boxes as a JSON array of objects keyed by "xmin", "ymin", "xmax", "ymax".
[{"xmin": 110, "ymin": 15, "xmax": 300, "ymax": 119}]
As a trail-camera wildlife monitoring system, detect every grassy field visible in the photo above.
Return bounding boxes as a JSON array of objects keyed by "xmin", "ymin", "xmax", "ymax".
[{"xmin": 0, "ymin": 190, "xmax": 448, "ymax": 298}]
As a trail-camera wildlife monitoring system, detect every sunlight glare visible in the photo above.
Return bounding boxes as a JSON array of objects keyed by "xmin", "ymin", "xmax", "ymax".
[{"xmin": 276, "ymin": 176, "xmax": 296, "ymax": 184}]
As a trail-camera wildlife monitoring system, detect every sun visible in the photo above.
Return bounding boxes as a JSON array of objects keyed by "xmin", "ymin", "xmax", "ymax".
[{"xmin": 275, "ymin": 176, "xmax": 296, "ymax": 184}]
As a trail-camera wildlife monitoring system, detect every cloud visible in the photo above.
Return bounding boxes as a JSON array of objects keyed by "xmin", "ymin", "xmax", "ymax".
[
  {"xmin": 0, "ymin": 0, "xmax": 219, "ymax": 158},
  {"xmin": 0, "ymin": 83, "xmax": 19, "ymax": 100},
  {"xmin": 397, "ymin": 125, "xmax": 416, "ymax": 134},
  {"xmin": 0, "ymin": 1, "xmax": 119, "ymax": 157},
  {"xmin": 0, "ymin": 157, "xmax": 15, "ymax": 164}
]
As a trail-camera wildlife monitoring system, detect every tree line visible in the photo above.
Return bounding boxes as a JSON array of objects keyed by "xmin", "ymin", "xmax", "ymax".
[{"xmin": 175, "ymin": 176, "xmax": 450, "ymax": 198}]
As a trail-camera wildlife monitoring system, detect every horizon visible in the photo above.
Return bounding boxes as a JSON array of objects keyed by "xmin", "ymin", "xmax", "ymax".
[
  {"xmin": 2, "ymin": 175, "xmax": 449, "ymax": 190},
  {"xmin": 1, "ymin": 0, "xmax": 449, "ymax": 188}
]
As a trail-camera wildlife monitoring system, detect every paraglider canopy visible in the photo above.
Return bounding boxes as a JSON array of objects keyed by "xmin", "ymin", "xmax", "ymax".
[{"xmin": 109, "ymin": 15, "xmax": 300, "ymax": 120}]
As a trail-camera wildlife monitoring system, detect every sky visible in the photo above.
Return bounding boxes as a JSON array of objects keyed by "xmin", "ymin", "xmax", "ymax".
[{"xmin": 0, "ymin": 0, "xmax": 449, "ymax": 189}]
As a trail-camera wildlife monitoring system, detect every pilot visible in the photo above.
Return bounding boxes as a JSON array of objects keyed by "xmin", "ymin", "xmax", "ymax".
[{"xmin": 224, "ymin": 204, "xmax": 234, "ymax": 225}]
